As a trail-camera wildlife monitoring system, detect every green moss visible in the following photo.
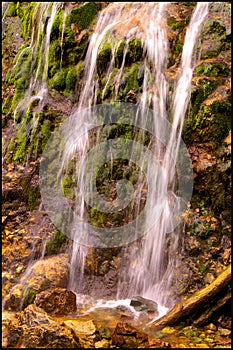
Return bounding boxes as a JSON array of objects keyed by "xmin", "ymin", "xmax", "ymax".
[
  {"xmin": 124, "ymin": 64, "xmax": 139, "ymax": 95},
  {"xmin": 26, "ymin": 186, "xmax": 40, "ymax": 210},
  {"xmin": 65, "ymin": 66, "xmax": 77, "ymax": 93},
  {"xmin": 189, "ymin": 78, "xmax": 222, "ymax": 117},
  {"xmin": 182, "ymin": 2, "xmax": 196, "ymax": 6},
  {"xmin": 19, "ymin": 2, "xmax": 35, "ymax": 41},
  {"xmin": 51, "ymin": 8, "xmax": 64, "ymax": 40},
  {"xmin": 97, "ymin": 43, "xmax": 112, "ymax": 76},
  {"xmin": 174, "ymin": 38, "xmax": 183, "ymax": 55},
  {"xmin": 48, "ymin": 68, "xmax": 67, "ymax": 91},
  {"xmin": 12, "ymin": 121, "xmax": 28, "ymax": 163},
  {"xmin": 6, "ymin": 2, "xmax": 17, "ymax": 17},
  {"xmin": 66, "ymin": 2, "xmax": 100, "ymax": 30},
  {"xmin": 170, "ymin": 22, "xmax": 185, "ymax": 31},
  {"xmin": 203, "ymin": 20, "xmax": 226, "ymax": 36},
  {"xmin": 45, "ymin": 231, "xmax": 66, "ymax": 255},
  {"xmin": 125, "ymin": 38, "xmax": 143, "ymax": 65},
  {"xmin": 22, "ymin": 288, "xmax": 37, "ymax": 309},
  {"xmin": 115, "ymin": 40, "xmax": 126, "ymax": 68},
  {"xmin": 195, "ymin": 63, "xmax": 230, "ymax": 77},
  {"xmin": 183, "ymin": 98, "xmax": 231, "ymax": 148}
]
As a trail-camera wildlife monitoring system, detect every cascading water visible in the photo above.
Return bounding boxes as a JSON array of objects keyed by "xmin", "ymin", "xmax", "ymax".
[
  {"xmin": 64, "ymin": 2, "xmax": 209, "ymax": 315},
  {"xmin": 5, "ymin": 2, "xmax": 211, "ymax": 321},
  {"xmin": 13, "ymin": 2, "xmax": 65, "ymax": 121}
]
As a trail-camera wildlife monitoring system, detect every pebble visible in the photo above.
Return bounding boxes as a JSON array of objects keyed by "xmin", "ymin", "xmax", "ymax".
[
  {"xmin": 219, "ymin": 328, "xmax": 231, "ymax": 336},
  {"xmin": 161, "ymin": 326, "xmax": 176, "ymax": 334},
  {"xmin": 207, "ymin": 323, "xmax": 217, "ymax": 331}
]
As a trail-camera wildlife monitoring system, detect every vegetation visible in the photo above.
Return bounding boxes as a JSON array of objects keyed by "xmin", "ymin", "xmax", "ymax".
[{"xmin": 45, "ymin": 231, "xmax": 66, "ymax": 255}]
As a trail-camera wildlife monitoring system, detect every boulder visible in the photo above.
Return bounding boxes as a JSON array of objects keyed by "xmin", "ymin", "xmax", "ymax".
[
  {"xmin": 130, "ymin": 296, "xmax": 158, "ymax": 313},
  {"xmin": 34, "ymin": 288, "xmax": 77, "ymax": 316},
  {"xmin": 4, "ymin": 254, "xmax": 69, "ymax": 311}
]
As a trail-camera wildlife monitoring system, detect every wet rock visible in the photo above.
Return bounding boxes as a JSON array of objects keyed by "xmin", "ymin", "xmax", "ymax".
[
  {"xmin": 4, "ymin": 254, "xmax": 69, "ymax": 311},
  {"xmin": 218, "ymin": 327, "xmax": 231, "ymax": 337},
  {"xmin": 206, "ymin": 323, "xmax": 217, "ymax": 331},
  {"xmin": 95, "ymin": 338, "xmax": 110, "ymax": 348},
  {"xmin": 203, "ymin": 272, "xmax": 215, "ymax": 285},
  {"xmin": 18, "ymin": 304, "xmax": 53, "ymax": 327},
  {"xmin": 2, "ymin": 311, "xmax": 19, "ymax": 348},
  {"xmin": 116, "ymin": 305, "xmax": 134, "ymax": 320},
  {"xmin": 112, "ymin": 322, "xmax": 149, "ymax": 348},
  {"xmin": 161, "ymin": 326, "xmax": 176, "ymax": 334},
  {"xmin": 10, "ymin": 304, "xmax": 80, "ymax": 348},
  {"xmin": 130, "ymin": 296, "xmax": 158, "ymax": 313},
  {"xmin": 63, "ymin": 319, "xmax": 97, "ymax": 348},
  {"xmin": 34, "ymin": 288, "xmax": 77, "ymax": 316},
  {"xmin": 22, "ymin": 323, "xmax": 78, "ymax": 348}
]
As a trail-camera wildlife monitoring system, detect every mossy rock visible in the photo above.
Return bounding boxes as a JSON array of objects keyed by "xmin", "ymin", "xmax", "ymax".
[
  {"xmin": 6, "ymin": 2, "xmax": 18, "ymax": 17},
  {"xmin": 45, "ymin": 231, "xmax": 67, "ymax": 256},
  {"xmin": 50, "ymin": 8, "xmax": 64, "ymax": 41},
  {"xmin": 195, "ymin": 63, "xmax": 230, "ymax": 77},
  {"xmin": 17, "ymin": 2, "xmax": 35, "ymax": 41},
  {"xmin": 48, "ymin": 68, "xmax": 67, "ymax": 91},
  {"xmin": 124, "ymin": 64, "xmax": 139, "ymax": 95},
  {"xmin": 183, "ymin": 99, "xmax": 231, "ymax": 148},
  {"xmin": 115, "ymin": 40, "xmax": 126, "ymax": 68},
  {"xmin": 125, "ymin": 38, "xmax": 143, "ymax": 65},
  {"xmin": 189, "ymin": 78, "xmax": 223, "ymax": 117},
  {"xmin": 97, "ymin": 43, "xmax": 112, "ymax": 76},
  {"xmin": 66, "ymin": 2, "xmax": 100, "ymax": 31}
]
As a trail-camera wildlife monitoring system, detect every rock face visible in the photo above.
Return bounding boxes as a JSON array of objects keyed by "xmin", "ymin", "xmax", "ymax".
[
  {"xmin": 34, "ymin": 288, "xmax": 77, "ymax": 316},
  {"xmin": 2, "ymin": 2, "xmax": 232, "ymax": 343},
  {"xmin": 4, "ymin": 254, "xmax": 69, "ymax": 311}
]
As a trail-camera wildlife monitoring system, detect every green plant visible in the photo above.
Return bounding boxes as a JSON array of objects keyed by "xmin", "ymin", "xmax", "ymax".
[
  {"xmin": 45, "ymin": 231, "xmax": 66, "ymax": 255},
  {"xmin": 66, "ymin": 2, "xmax": 100, "ymax": 30},
  {"xmin": 22, "ymin": 288, "xmax": 37, "ymax": 309}
]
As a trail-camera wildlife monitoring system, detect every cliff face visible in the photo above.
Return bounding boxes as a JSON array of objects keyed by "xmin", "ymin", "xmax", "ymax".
[{"xmin": 2, "ymin": 2, "xmax": 231, "ymax": 311}]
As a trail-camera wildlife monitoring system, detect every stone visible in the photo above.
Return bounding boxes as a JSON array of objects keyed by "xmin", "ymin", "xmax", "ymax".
[
  {"xmin": 218, "ymin": 327, "xmax": 231, "ymax": 336},
  {"xmin": 130, "ymin": 296, "xmax": 158, "ymax": 313},
  {"xmin": 34, "ymin": 288, "xmax": 77, "ymax": 315},
  {"xmin": 18, "ymin": 304, "xmax": 54, "ymax": 327},
  {"xmin": 4, "ymin": 304, "xmax": 79, "ymax": 348},
  {"xmin": 161, "ymin": 326, "xmax": 176, "ymax": 334},
  {"xmin": 22, "ymin": 323, "xmax": 78, "ymax": 348},
  {"xmin": 207, "ymin": 323, "xmax": 217, "ymax": 331},
  {"xmin": 2, "ymin": 311, "xmax": 19, "ymax": 348},
  {"xmin": 63, "ymin": 319, "xmax": 97, "ymax": 348},
  {"xmin": 4, "ymin": 254, "xmax": 69, "ymax": 311},
  {"xmin": 112, "ymin": 322, "xmax": 149, "ymax": 348},
  {"xmin": 95, "ymin": 339, "xmax": 110, "ymax": 348}
]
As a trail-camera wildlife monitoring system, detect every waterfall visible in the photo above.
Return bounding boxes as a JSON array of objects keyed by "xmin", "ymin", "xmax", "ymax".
[
  {"xmin": 13, "ymin": 2, "xmax": 64, "ymax": 121},
  {"xmin": 34, "ymin": 2, "xmax": 211, "ymax": 318},
  {"xmin": 63, "ymin": 2, "xmax": 209, "ymax": 310},
  {"xmin": 118, "ymin": 2, "xmax": 209, "ymax": 307}
]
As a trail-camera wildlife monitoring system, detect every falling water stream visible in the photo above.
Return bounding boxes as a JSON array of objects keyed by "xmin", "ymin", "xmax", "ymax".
[
  {"xmin": 4, "ymin": 2, "xmax": 211, "ymax": 324},
  {"xmin": 64, "ymin": 2, "xmax": 209, "ymax": 320}
]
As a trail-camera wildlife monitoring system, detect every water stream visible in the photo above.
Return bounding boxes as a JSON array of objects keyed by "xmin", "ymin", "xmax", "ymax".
[
  {"xmin": 65, "ymin": 2, "xmax": 209, "ymax": 317},
  {"xmin": 5, "ymin": 2, "xmax": 210, "ymax": 322}
]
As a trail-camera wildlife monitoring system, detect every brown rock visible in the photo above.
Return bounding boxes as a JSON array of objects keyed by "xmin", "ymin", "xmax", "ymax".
[
  {"xmin": 112, "ymin": 322, "xmax": 149, "ymax": 348},
  {"xmin": 3, "ymin": 254, "xmax": 69, "ymax": 311},
  {"xmin": 34, "ymin": 288, "xmax": 77, "ymax": 315}
]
